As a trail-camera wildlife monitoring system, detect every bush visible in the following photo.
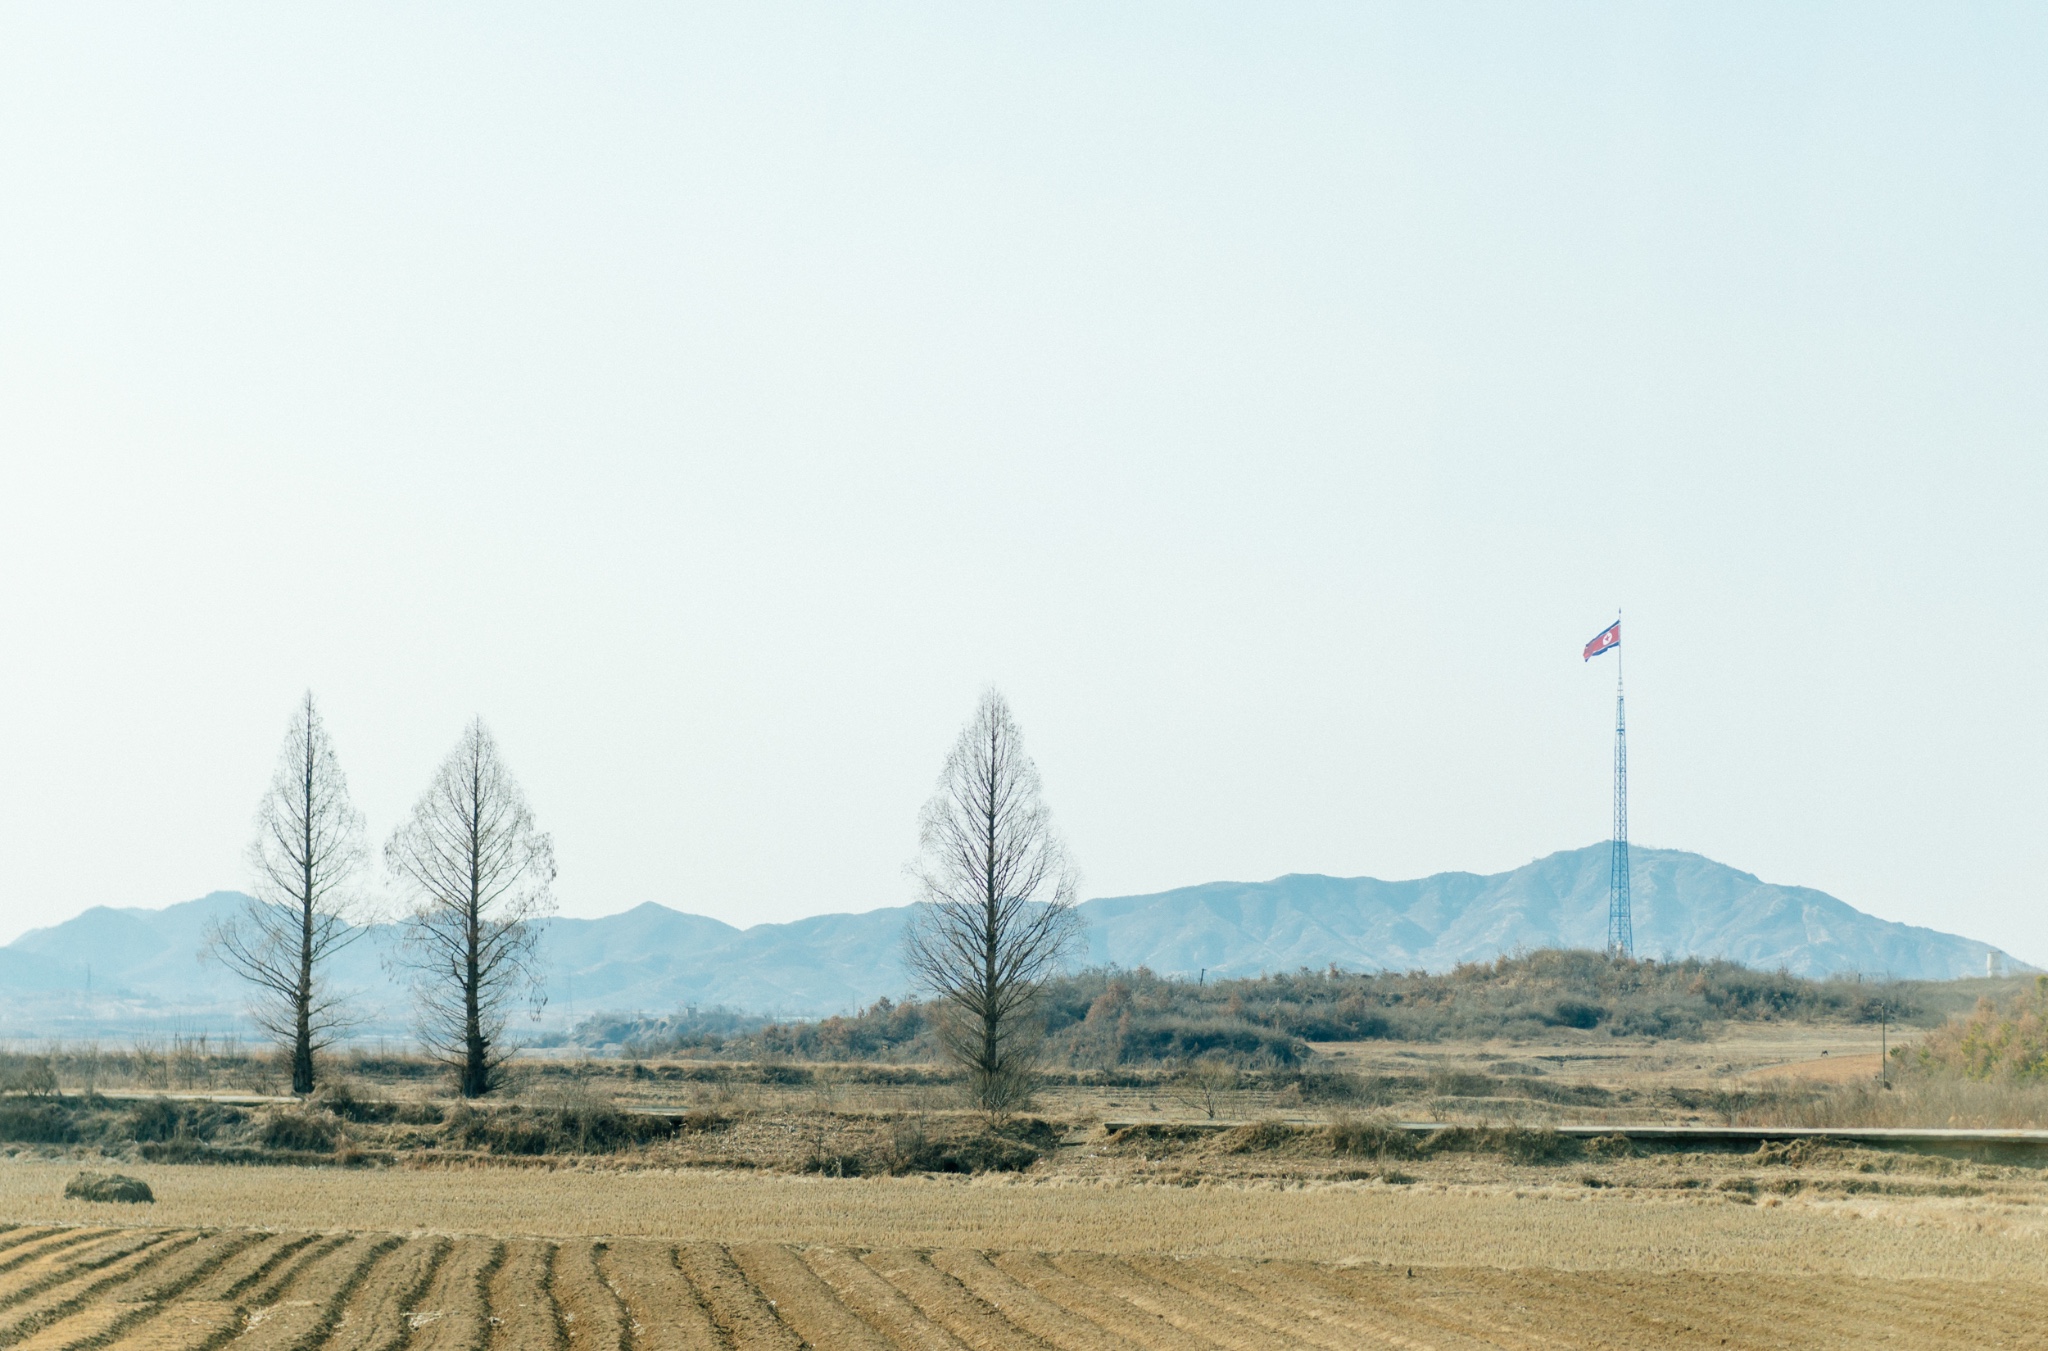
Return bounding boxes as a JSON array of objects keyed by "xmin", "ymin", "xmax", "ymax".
[
  {"xmin": 1546, "ymin": 1000, "xmax": 1606, "ymax": 1029},
  {"xmin": 1114, "ymin": 1020, "xmax": 1306, "ymax": 1066},
  {"xmin": 1222, "ymin": 1120, "xmax": 1296, "ymax": 1153},
  {"xmin": 1328, "ymin": 1115, "xmax": 1418, "ymax": 1159},
  {"xmin": 124, "ymin": 1098, "xmax": 184, "ymax": 1142},
  {"xmin": 1105, "ymin": 1122, "xmax": 1214, "ymax": 1148},
  {"xmin": 447, "ymin": 1102, "xmax": 683, "ymax": 1155},
  {"xmin": 1613, "ymin": 1005, "xmax": 1704, "ymax": 1038},
  {"xmin": 1427, "ymin": 1069, "xmax": 1501, "ymax": 1098},
  {"xmin": 313, "ymin": 1082, "xmax": 404, "ymax": 1124},
  {"xmin": 878, "ymin": 1118, "xmax": 1048, "ymax": 1174},
  {"xmin": 1420, "ymin": 1125, "xmax": 1571, "ymax": 1164},
  {"xmin": 260, "ymin": 1108, "xmax": 341, "ymax": 1152},
  {"xmin": 550, "ymin": 1104, "xmax": 678, "ymax": 1152},
  {"xmin": 1912, "ymin": 987, "xmax": 2048, "ymax": 1082},
  {"xmin": 120, "ymin": 1098, "xmax": 242, "ymax": 1144},
  {"xmin": 1288, "ymin": 1070, "xmax": 1366, "ymax": 1103},
  {"xmin": 1, "ymin": 1057, "xmax": 59, "ymax": 1097},
  {"xmin": 801, "ymin": 1152, "xmax": 869, "ymax": 1177},
  {"xmin": 64, "ymin": 1171, "xmax": 153, "ymax": 1204},
  {"xmin": 0, "ymin": 1101, "xmax": 78, "ymax": 1144}
]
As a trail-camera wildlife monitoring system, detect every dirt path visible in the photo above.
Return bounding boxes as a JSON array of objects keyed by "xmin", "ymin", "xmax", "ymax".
[{"xmin": 1743, "ymin": 1053, "xmax": 1884, "ymax": 1083}]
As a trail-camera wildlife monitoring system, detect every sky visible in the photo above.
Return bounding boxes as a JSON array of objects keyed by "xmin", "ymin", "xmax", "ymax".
[{"xmin": 1, "ymin": 5, "xmax": 2044, "ymax": 962}]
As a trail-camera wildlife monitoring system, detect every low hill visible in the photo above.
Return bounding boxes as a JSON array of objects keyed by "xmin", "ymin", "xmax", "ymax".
[{"xmin": 0, "ymin": 845, "xmax": 2027, "ymax": 1038}]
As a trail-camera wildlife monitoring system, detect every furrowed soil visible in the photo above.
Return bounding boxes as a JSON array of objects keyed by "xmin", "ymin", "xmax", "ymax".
[
  {"xmin": 1, "ymin": 1155, "xmax": 2044, "ymax": 1349},
  {"xmin": 0, "ymin": 1215, "xmax": 2036, "ymax": 1351},
  {"xmin": 2, "ymin": 1020, "xmax": 2042, "ymax": 1349}
]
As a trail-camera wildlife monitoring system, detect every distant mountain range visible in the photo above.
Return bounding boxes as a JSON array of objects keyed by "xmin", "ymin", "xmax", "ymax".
[{"xmin": 0, "ymin": 845, "xmax": 2028, "ymax": 1040}]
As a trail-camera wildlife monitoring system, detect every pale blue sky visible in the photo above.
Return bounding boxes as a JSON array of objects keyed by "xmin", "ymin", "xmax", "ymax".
[{"xmin": 2, "ymin": 5, "xmax": 2044, "ymax": 961}]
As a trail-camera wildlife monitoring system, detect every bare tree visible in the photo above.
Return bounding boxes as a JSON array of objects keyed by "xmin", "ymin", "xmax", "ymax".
[
  {"xmin": 905, "ymin": 689, "xmax": 1082, "ymax": 1114},
  {"xmin": 1166, "ymin": 1055, "xmax": 1240, "ymax": 1120},
  {"xmin": 206, "ymin": 692, "xmax": 368, "ymax": 1096},
  {"xmin": 385, "ymin": 718, "xmax": 556, "ymax": 1097}
]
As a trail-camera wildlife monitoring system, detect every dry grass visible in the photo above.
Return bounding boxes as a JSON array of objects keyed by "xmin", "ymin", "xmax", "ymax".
[
  {"xmin": 585, "ymin": 1021, "xmax": 1926, "ymax": 1127},
  {"xmin": 1732, "ymin": 1074, "xmax": 2048, "ymax": 1129}
]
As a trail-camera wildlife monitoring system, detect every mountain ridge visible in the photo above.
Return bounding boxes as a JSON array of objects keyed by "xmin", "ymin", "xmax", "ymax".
[{"xmin": 0, "ymin": 844, "xmax": 2029, "ymax": 1040}]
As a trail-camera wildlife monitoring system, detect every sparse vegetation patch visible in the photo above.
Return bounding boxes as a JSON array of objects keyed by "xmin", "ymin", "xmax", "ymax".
[{"xmin": 583, "ymin": 949, "xmax": 1931, "ymax": 1067}]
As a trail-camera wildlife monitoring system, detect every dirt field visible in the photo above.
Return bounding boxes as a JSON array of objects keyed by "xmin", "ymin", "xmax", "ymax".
[
  {"xmin": 0, "ymin": 1211, "xmax": 2039, "ymax": 1351},
  {"xmin": 1, "ymin": 1020, "xmax": 2041, "ymax": 1349},
  {"xmin": 1, "ymin": 1154, "xmax": 2045, "ymax": 1349},
  {"xmin": 0, "ymin": 1215, "xmax": 2042, "ymax": 1351}
]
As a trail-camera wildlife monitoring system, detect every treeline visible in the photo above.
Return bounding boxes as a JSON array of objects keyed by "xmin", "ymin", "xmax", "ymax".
[
  {"xmin": 1909, "ymin": 976, "xmax": 2048, "ymax": 1081},
  {"xmin": 589, "ymin": 949, "xmax": 1918, "ymax": 1067}
]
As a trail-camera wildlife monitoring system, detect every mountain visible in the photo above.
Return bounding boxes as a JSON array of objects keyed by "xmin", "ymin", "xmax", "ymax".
[
  {"xmin": 0, "ymin": 846, "xmax": 2027, "ymax": 1038},
  {"xmin": 1078, "ymin": 846, "xmax": 2025, "ymax": 980}
]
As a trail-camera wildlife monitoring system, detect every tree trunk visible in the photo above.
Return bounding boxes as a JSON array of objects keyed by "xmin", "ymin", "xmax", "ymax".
[
  {"xmin": 461, "ymin": 785, "xmax": 489, "ymax": 1098},
  {"xmin": 293, "ymin": 725, "xmax": 318, "ymax": 1096},
  {"xmin": 976, "ymin": 733, "xmax": 1004, "ymax": 1104},
  {"xmin": 292, "ymin": 950, "xmax": 315, "ymax": 1096},
  {"xmin": 462, "ymin": 925, "xmax": 487, "ymax": 1096}
]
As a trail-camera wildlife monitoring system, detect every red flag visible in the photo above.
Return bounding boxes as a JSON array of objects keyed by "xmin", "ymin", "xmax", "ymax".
[{"xmin": 1583, "ymin": 621, "xmax": 1620, "ymax": 661}]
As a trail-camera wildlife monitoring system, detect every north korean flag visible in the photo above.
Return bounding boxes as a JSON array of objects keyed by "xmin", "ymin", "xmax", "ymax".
[{"xmin": 1583, "ymin": 621, "xmax": 1620, "ymax": 661}]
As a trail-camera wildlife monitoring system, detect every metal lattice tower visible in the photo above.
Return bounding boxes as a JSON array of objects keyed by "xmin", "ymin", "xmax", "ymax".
[{"xmin": 1608, "ymin": 654, "xmax": 1633, "ymax": 959}]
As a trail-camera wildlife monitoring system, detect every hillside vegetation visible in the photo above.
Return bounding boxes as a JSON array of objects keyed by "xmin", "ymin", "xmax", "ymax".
[
  {"xmin": 1909, "ymin": 976, "xmax": 2048, "ymax": 1080},
  {"xmin": 584, "ymin": 949, "xmax": 1930, "ymax": 1066}
]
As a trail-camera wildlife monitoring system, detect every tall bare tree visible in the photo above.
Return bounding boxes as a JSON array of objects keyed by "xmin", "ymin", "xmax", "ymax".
[
  {"xmin": 385, "ymin": 718, "xmax": 556, "ymax": 1097},
  {"xmin": 206, "ymin": 692, "xmax": 368, "ymax": 1096},
  {"xmin": 905, "ymin": 689, "xmax": 1082, "ymax": 1114}
]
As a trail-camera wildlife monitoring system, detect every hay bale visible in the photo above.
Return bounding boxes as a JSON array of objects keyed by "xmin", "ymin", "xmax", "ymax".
[{"xmin": 64, "ymin": 1171, "xmax": 154, "ymax": 1204}]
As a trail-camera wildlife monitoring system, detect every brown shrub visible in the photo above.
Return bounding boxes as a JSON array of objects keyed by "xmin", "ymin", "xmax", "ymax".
[
  {"xmin": 1222, "ymin": 1120, "xmax": 1296, "ymax": 1153},
  {"xmin": 1419, "ymin": 1125, "xmax": 1572, "ymax": 1165},
  {"xmin": 260, "ymin": 1107, "xmax": 342, "ymax": 1152},
  {"xmin": 1328, "ymin": 1115, "xmax": 1418, "ymax": 1159}
]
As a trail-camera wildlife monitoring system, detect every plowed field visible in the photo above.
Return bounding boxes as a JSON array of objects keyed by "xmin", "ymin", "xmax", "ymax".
[{"xmin": 0, "ymin": 1221, "xmax": 2040, "ymax": 1351}]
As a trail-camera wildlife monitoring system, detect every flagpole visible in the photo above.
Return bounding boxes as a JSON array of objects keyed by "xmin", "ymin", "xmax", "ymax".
[{"xmin": 1608, "ymin": 608, "xmax": 1633, "ymax": 960}]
